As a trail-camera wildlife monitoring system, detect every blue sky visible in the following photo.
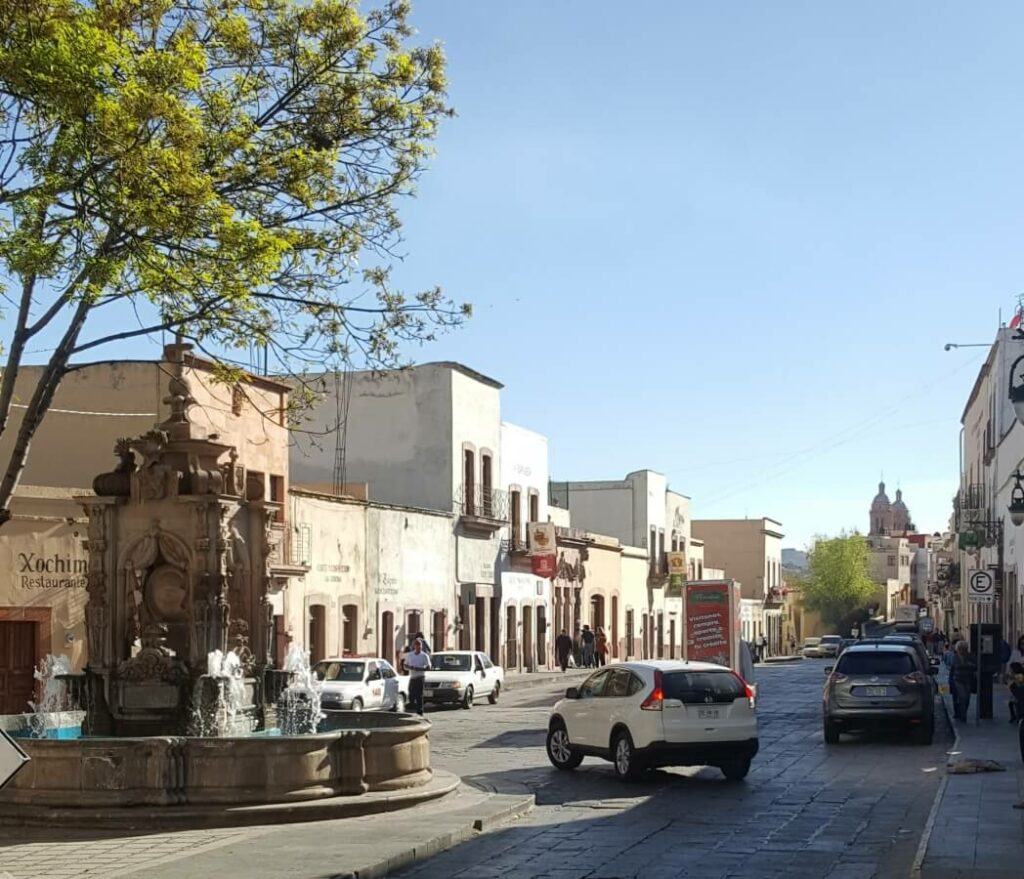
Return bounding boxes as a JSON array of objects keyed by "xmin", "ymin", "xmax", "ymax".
[
  {"xmin": 8, "ymin": 2, "xmax": 1024, "ymax": 548},
  {"xmin": 386, "ymin": 1, "xmax": 1023, "ymax": 547}
]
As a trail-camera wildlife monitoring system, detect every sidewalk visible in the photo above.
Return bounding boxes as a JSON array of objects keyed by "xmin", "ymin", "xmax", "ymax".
[
  {"xmin": 502, "ymin": 666, "xmax": 590, "ymax": 691},
  {"xmin": 918, "ymin": 670, "xmax": 1024, "ymax": 878}
]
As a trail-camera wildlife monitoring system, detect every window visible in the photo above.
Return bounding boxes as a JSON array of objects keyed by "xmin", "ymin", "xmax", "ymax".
[
  {"xmin": 247, "ymin": 470, "xmax": 265, "ymax": 502},
  {"xmin": 663, "ymin": 671, "xmax": 743, "ymax": 704},
  {"xmin": 835, "ymin": 651, "xmax": 914, "ymax": 676},
  {"xmin": 510, "ymin": 488, "xmax": 522, "ymax": 546},
  {"xmin": 579, "ymin": 669, "xmax": 613, "ymax": 698},
  {"xmin": 475, "ymin": 655, "xmax": 485, "ymax": 672},
  {"xmin": 463, "ymin": 449, "xmax": 475, "ymax": 514},
  {"xmin": 432, "ymin": 653, "xmax": 472, "ymax": 672},
  {"xmin": 481, "ymin": 453, "xmax": 493, "ymax": 515},
  {"xmin": 314, "ymin": 661, "xmax": 364, "ymax": 682},
  {"xmin": 649, "ymin": 527, "xmax": 658, "ymax": 573},
  {"xmin": 529, "ymin": 491, "xmax": 539, "ymax": 524},
  {"xmin": 269, "ymin": 474, "xmax": 285, "ymax": 523},
  {"xmin": 626, "ymin": 610, "xmax": 635, "ymax": 657},
  {"xmin": 606, "ymin": 669, "xmax": 640, "ymax": 698},
  {"xmin": 366, "ymin": 662, "xmax": 382, "ymax": 681},
  {"xmin": 482, "ymin": 655, "xmax": 493, "ymax": 669},
  {"xmin": 659, "ymin": 529, "xmax": 667, "ymax": 574}
]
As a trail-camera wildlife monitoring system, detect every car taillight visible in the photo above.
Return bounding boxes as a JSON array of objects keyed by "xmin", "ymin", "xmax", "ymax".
[
  {"xmin": 731, "ymin": 671, "xmax": 756, "ymax": 709},
  {"xmin": 902, "ymin": 672, "xmax": 925, "ymax": 685},
  {"xmin": 640, "ymin": 669, "xmax": 663, "ymax": 710}
]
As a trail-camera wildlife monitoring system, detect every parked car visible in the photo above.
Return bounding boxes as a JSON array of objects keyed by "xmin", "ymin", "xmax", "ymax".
[
  {"xmin": 819, "ymin": 635, "xmax": 843, "ymax": 657},
  {"xmin": 801, "ymin": 637, "xmax": 824, "ymax": 658},
  {"xmin": 314, "ymin": 657, "xmax": 408, "ymax": 712},
  {"xmin": 822, "ymin": 643, "xmax": 935, "ymax": 745},
  {"xmin": 422, "ymin": 651, "xmax": 503, "ymax": 709},
  {"xmin": 858, "ymin": 635, "xmax": 937, "ymax": 689},
  {"xmin": 546, "ymin": 661, "xmax": 759, "ymax": 781}
]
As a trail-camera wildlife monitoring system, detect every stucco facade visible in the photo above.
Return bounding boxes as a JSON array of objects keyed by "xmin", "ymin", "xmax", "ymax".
[{"xmin": 691, "ymin": 518, "xmax": 785, "ymax": 603}]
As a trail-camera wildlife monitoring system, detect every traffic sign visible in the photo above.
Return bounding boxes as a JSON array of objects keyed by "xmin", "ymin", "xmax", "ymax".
[
  {"xmin": 968, "ymin": 569, "xmax": 995, "ymax": 604},
  {"xmin": 0, "ymin": 730, "xmax": 29, "ymax": 792}
]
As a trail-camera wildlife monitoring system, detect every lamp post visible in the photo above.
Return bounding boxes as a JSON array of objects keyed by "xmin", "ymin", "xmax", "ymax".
[{"xmin": 1009, "ymin": 471, "xmax": 1024, "ymax": 527}]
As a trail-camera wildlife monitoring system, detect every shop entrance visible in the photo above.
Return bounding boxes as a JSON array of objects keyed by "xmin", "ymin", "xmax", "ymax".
[{"xmin": 0, "ymin": 620, "xmax": 36, "ymax": 715}]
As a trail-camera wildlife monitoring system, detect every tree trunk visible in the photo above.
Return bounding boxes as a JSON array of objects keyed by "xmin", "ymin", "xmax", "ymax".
[{"xmin": 0, "ymin": 300, "xmax": 92, "ymax": 526}]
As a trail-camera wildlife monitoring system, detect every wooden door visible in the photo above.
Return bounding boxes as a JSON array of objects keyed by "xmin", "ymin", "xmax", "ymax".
[{"xmin": 0, "ymin": 621, "xmax": 37, "ymax": 715}]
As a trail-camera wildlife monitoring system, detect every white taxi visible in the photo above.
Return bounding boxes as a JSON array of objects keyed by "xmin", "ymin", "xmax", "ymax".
[
  {"xmin": 546, "ymin": 660, "xmax": 759, "ymax": 781},
  {"xmin": 422, "ymin": 651, "xmax": 503, "ymax": 709},
  {"xmin": 314, "ymin": 657, "xmax": 409, "ymax": 712}
]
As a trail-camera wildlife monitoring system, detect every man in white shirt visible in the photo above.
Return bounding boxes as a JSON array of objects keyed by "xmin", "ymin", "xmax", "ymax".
[{"xmin": 404, "ymin": 639, "xmax": 431, "ymax": 715}]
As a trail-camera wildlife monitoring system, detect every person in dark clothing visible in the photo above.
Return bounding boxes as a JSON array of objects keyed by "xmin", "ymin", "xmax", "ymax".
[
  {"xmin": 951, "ymin": 640, "xmax": 976, "ymax": 722},
  {"xmin": 555, "ymin": 629, "xmax": 573, "ymax": 672},
  {"xmin": 413, "ymin": 631, "xmax": 431, "ymax": 653},
  {"xmin": 581, "ymin": 625, "xmax": 596, "ymax": 668}
]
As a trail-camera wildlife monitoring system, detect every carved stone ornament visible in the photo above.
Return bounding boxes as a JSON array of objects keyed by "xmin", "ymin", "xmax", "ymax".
[
  {"xmin": 123, "ymin": 521, "xmax": 191, "ymax": 573},
  {"xmin": 92, "ymin": 437, "xmax": 135, "ymax": 497},
  {"xmin": 117, "ymin": 624, "xmax": 187, "ymax": 684},
  {"xmin": 130, "ymin": 430, "xmax": 179, "ymax": 501}
]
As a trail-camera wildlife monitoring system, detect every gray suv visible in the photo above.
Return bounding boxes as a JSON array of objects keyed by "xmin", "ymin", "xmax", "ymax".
[{"xmin": 822, "ymin": 643, "xmax": 935, "ymax": 745}]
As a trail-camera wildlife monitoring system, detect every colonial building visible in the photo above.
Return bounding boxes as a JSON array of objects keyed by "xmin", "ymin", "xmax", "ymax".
[
  {"xmin": 0, "ymin": 346, "xmax": 292, "ymax": 714},
  {"xmin": 869, "ymin": 481, "xmax": 915, "ymax": 537},
  {"xmin": 691, "ymin": 517, "xmax": 785, "ymax": 653}
]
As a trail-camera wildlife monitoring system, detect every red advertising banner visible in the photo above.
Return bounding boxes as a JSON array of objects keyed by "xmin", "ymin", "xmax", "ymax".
[
  {"xmin": 685, "ymin": 581, "xmax": 732, "ymax": 667},
  {"xmin": 531, "ymin": 554, "xmax": 557, "ymax": 579}
]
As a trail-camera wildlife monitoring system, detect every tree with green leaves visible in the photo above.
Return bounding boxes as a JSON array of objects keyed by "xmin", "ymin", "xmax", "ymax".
[
  {"xmin": 792, "ymin": 533, "xmax": 878, "ymax": 629},
  {"xmin": 0, "ymin": 0, "xmax": 464, "ymax": 524}
]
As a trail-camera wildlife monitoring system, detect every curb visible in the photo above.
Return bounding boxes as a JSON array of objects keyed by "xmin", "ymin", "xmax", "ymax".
[
  {"xmin": 0, "ymin": 770, "xmax": 462, "ymax": 831},
  {"xmin": 760, "ymin": 656, "xmax": 802, "ymax": 664},
  {"xmin": 335, "ymin": 791, "xmax": 535, "ymax": 879},
  {"xmin": 503, "ymin": 669, "xmax": 590, "ymax": 691},
  {"xmin": 910, "ymin": 681, "xmax": 960, "ymax": 879}
]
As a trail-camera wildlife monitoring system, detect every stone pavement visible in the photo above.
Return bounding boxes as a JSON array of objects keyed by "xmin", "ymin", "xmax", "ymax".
[
  {"xmin": 918, "ymin": 670, "xmax": 1024, "ymax": 878},
  {"xmin": 0, "ymin": 660, "xmax": 952, "ymax": 879}
]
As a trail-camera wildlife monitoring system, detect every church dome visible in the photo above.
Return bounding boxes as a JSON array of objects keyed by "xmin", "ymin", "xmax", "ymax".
[
  {"xmin": 871, "ymin": 481, "xmax": 891, "ymax": 509},
  {"xmin": 892, "ymin": 488, "xmax": 907, "ymax": 512}
]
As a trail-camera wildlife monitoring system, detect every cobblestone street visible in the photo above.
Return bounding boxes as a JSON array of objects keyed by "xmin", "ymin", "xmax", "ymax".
[
  {"xmin": 407, "ymin": 658, "xmax": 953, "ymax": 879},
  {"xmin": 0, "ymin": 660, "xmax": 952, "ymax": 879}
]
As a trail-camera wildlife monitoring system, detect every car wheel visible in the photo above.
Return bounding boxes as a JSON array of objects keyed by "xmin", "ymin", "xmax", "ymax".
[
  {"xmin": 488, "ymin": 682, "xmax": 501, "ymax": 705},
  {"xmin": 393, "ymin": 693, "xmax": 406, "ymax": 713},
  {"xmin": 720, "ymin": 759, "xmax": 751, "ymax": 781},
  {"xmin": 914, "ymin": 717, "xmax": 934, "ymax": 746},
  {"xmin": 611, "ymin": 730, "xmax": 644, "ymax": 781},
  {"xmin": 546, "ymin": 723, "xmax": 583, "ymax": 770},
  {"xmin": 461, "ymin": 686, "xmax": 474, "ymax": 709},
  {"xmin": 351, "ymin": 698, "xmax": 363, "ymax": 713},
  {"xmin": 823, "ymin": 719, "xmax": 840, "ymax": 744}
]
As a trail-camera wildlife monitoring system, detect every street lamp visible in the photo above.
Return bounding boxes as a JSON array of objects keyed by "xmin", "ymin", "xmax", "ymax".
[{"xmin": 1009, "ymin": 470, "xmax": 1024, "ymax": 527}]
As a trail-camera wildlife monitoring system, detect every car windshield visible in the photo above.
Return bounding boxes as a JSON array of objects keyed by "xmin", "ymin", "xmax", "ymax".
[
  {"xmin": 314, "ymin": 661, "xmax": 364, "ymax": 682},
  {"xmin": 430, "ymin": 653, "xmax": 471, "ymax": 672},
  {"xmin": 821, "ymin": 636, "xmax": 841, "ymax": 643},
  {"xmin": 836, "ymin": 651, "xmax": 915, "ymax": 676},
  {"xmin": 804, "ymin": 639, "xmax": 821, "ymax": 646},
  {"xmin": 663, "ymin": 671, "xmax": 744, "ymax": 704}
]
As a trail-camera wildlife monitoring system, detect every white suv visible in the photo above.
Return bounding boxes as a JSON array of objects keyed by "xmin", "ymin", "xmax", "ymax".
[{"xmin": 546, "ymin": 661, "xmax": 758, "ymax": 781}]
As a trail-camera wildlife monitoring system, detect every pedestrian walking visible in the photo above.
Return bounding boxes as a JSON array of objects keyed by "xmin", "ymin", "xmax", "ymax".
[
  {"xmin": 1008, "ymin": 662, "xmax": 1024, "ymax": 723},
  {"xmin": 555, "ymin": 629, "xmax": 573, "ymax": 673},
  {"xmin": 951, "ymin": 640, "xmax": 976, "ymax": 722},
  {"xmin": 403, "ymin": 639, "xmax": 431, "ymax": 716},
  {"xmin": 595, "ymin": 628, "xmax": 609, "ymax": 667},
  {"xmin": 581, "ymin": 625, "xmax": 596, "ymax": 668},
  {"xmin": 1009, "ymin": 636, "xmax": 1024, "ymax": 668},
  {"xmin": 758, "ymin": 634, "xmax": 768, "ymax": 661},
  {"xmin": 788, "ymin": 635, "xmax": 797, "ymax": 655}
]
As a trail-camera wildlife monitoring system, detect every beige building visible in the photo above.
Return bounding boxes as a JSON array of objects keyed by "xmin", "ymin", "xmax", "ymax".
[
  {"xmin": 691, "ymin": 517, "xmax": 785, "ymax": 653},
  {"xmin": 866, "ymin": 535, "xmax": 912, "ymax": 617},
  {"xmin": 0, "ymin": 348, "xmax": 291, "ymax": 714}
]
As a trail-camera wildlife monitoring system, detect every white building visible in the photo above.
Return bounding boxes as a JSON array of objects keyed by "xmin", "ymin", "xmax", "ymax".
[{"xmin": 498, "ymin": 422, "xmax": 551, "ymax": 671}]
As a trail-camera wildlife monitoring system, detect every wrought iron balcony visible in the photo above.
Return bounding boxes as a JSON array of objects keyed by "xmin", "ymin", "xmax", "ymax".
[{"xmin": 456, "ymin": 483, "xmax": 509, "ymax": 528}]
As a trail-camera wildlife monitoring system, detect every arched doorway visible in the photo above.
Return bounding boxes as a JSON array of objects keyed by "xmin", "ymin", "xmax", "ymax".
[
  {"xmin": 669, "ymin": 618, "xmax": 677, "ymax": 659},
  {"xmin": 591, "ymin": 594, "xmax": 605, "ymax": 632},
  {"xmin": 522, "ymin": 605, "xmax": 534, "ymax": 672},
  {"xmin": 380, "ymin": 610, "xmax": 394, "ymax": 664},
  {"xmin": 342, "ymin": 604, "xmax": 358, "ymax": 655},
  {"xmin": 611, "ymin": 596, "xmax": 619, "ymax": 658},
  {"xmin": 657, "ymin": 612, "xmax": 664, "ymax": 659},
  {"xmin": 432, "ymin": 610, "xmax": 446, "ymax": 653},
  {"xmin": 505, "ymin": 604, "xmax": 518, "ymax": 669},
  {"xmin": 308, "ymin": 605, "xmax": 326, "ymax": 664},
  {"xmin": 536, "ymin": 605, "xmax": 548, "ymax": 668}
]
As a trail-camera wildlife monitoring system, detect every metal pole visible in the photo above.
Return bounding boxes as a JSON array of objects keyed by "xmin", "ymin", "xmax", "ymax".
[{"xmin": 976, "ymin": 619, "xmax": 983, "ymax": 726}]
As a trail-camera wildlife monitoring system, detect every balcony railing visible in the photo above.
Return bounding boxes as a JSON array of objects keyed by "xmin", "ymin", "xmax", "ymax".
[
  {"xmin": 456, "ymin": 483, "xmax": 509, "ymax": 522},
  {"xmin": 954, "ymin": 484, "xmax": 988, "ymax": 530}
]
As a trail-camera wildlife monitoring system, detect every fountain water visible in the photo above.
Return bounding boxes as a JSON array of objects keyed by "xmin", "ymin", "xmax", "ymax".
[
  {"xmin": 190, "ymin": 649, "xmax": 254, "ymax": 737},
  {"xmin": 277, "ymin": 644, "xmax": 323, "ymax": 735},
  {"xmin": 28, "ymin": 654, "xmax": 73, "ymax": 738}
]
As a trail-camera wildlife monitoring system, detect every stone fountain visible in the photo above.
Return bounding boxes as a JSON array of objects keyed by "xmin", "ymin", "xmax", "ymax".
[{"xmin": 0, "ymin": 349, "xmax": 450, "ymax": 826}]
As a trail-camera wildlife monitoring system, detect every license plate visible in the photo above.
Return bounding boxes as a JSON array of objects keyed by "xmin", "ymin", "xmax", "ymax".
[
  {"xmin": 864, "ymin": 686, "xmax": 888, "ymax": 697},
  {"xmin": 698, "ymin": 708, "xmax": 720, "ymax": 720},
  {"xmin": 424, "ymin": 689, "xmax": 434, "ymax": 697}
]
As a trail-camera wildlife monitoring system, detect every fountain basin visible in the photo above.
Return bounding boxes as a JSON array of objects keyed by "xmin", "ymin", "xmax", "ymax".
[{"xmin": 0, "ymin": 713, "xmax": 432, "ymax": 813}]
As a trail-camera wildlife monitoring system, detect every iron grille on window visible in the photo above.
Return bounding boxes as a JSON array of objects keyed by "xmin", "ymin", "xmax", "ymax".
[{"xmin": 456, "ymin": 483, "xmax": 509, "ymax": 521}]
